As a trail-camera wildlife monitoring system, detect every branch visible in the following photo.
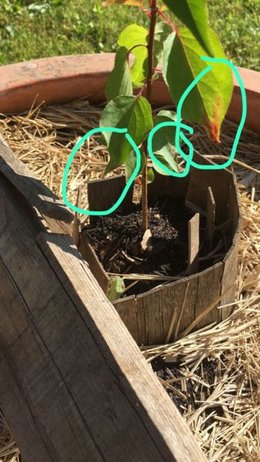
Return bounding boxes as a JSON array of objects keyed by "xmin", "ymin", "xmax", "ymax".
[{"xmin": 141, "ymin": 0, "xmax": 157, "ymax": 231}]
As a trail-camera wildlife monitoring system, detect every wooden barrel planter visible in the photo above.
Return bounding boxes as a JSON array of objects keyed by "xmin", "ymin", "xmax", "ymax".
[{"xmin": 1, "ymin": 54, "xmax": 257, "ymax": 350}]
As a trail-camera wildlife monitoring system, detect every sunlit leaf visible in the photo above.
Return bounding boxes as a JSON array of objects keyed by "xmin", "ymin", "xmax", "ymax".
[
  {"xmin": 163, "ymin": 29, "xmax": 233, "ymax": 141},
  {"xmin": 118, "ymin": 24, "xmax": 148, "ymax": 87},
  {"xmin": 162, "ymin": 0, "xmax": 213, "ymax": 55},
  {"xmin": 125, "ymin": 150, "xmax": 145, "ymax": 180},
  {"xmin": 100, "ymin": 95, "xmax": 153, "ymax": 173},
  {"xmin": 151, "ymin": 110, "xmax": 179, "ymax": 175},
  {"xmin": 105, "ymin": 47, "xmax": 133, "ymax": 101},
  {"xmin": 154, "ymin": 21, "xmax": 173, "ymax": 68}
]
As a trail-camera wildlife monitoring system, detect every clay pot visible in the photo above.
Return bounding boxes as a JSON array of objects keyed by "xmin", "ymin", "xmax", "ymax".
[
  {"xmin": 0, "ymin": 54, "xmax": 259, "ymax": 133},
  {"xmin": 1, "ymin": 54, "xmax": 259, "ymax": 345}
]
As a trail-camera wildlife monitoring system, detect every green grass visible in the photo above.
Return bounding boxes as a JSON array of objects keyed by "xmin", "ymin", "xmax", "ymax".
[
  {"xmin": 0, "ymin": 0, "xmax": 259, "ymax": 70},
  {"xmin": 208, "ymin": 0, "xmax": 259, "ymax": 70}
]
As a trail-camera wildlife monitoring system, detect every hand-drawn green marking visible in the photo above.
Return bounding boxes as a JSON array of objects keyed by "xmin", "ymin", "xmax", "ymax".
[
  {"xmin": 62, "ymin": 58, "xmax": 247, "ymax": 216},
  {"xmin": 175, "ymin": 57, "xmax": 247, "ymax": 171},
  {"xmin": 147, "ymin": 120, "xmax": 194, "ymax": 178},
  {"xmin": 62, "ymin": 127, "xmax": 141, "ymax": 216}
]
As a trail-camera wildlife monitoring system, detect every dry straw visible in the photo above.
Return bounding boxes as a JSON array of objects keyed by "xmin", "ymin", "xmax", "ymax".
[{"xmin": 0, "ymin": 99, "xmax": 259, "ymax": 462}]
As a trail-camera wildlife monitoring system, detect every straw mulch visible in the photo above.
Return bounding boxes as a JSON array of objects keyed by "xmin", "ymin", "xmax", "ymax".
[{"xmin": 0, "ymin": 100, "xmax": 259, "ymax": 462}]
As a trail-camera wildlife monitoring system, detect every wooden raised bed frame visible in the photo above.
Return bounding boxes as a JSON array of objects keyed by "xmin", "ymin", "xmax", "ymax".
[{"xmin": 0, "ymin": 53, "xmax": 259, "ymax": 461}]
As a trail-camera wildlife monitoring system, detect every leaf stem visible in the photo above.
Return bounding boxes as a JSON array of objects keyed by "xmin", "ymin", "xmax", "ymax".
[
  {"xmin": 146, "ymin": 0, "xmax": 157, "ymax": 102},
  {"xmin": 142, "ymin": 0, "xmax": 157, "ymax": 231},
  {"xmin": 127, "ymin": 43, "xmax": 147, "ymax": 58},
  {"xmin": 157, "ymin": 9, "xmax": 177, "ymax": 32}
]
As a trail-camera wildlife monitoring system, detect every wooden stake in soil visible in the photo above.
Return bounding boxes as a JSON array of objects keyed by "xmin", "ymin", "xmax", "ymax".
[
  {"xmin": 188, "ymin": 213, "xmax": 200, "ymax": 274},
  {"xmin": 72, "ymin": 187, "xmax": 81, "ymax": 246},
  {"xmin": 206, "ymin": 187, "xmax": 216, "ymax": 251}
]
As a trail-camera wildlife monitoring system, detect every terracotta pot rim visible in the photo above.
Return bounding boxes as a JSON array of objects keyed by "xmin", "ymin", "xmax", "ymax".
[
  {"xmin": 0, "ymin": 53, "xmax": 244, "ymax": 344},
  {"xmin": 0, "ymin": 53, "xmax": 260, "ymax": 133}
]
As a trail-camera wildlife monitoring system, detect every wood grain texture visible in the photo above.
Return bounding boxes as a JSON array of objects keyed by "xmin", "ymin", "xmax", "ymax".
[
  {"xmin": 87, "ymin": 175, "xmax": 133, "ymax": 225},
  {"xmin": 188, "ymin": 213, "xmax": 200, "ymax": 273},
  {"xmin": 0, "ymin": 143, "xmax": 207, "ymax": 461},
  {"xmin": 220, "ymin": 178, "xmax": 241, "ymax": 320},
  {"xmin": 78, "ymin": 237, "xmax": 110, "ymax": 293},
  {"xmin": 0, "ymin": 138, "xmax": 73, "ymax": 235},
  {"xmin": 206, "ymin": 187, "xmax": 216, "ymax": 250}
]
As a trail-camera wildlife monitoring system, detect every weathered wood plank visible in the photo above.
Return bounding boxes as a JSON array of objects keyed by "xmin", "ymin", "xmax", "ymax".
[
  {"xmin": 188, "ymin": 213, "xmax": 200, "ymax": 274},
  {"xmin": 220, "ymin": 179, "xmax": 241, "ymax": 320},
  {"xmin": 78, "ymin": 237, "xmax": 110, "ymax": 293},
  {"xmin": 114, "ymin": 275, "xmax": 200, "ymax": 346},
  {"xmin": 38, "ymin": 232, "xmax": 208, "ymax": 462},
  {"xmin": 206, "ymin": 187, "xmax": 216, "ymax": 250},
  {"xmin": 0, "ymin": 158, "xmax": 207, "ymax": 461},
  {"xmin": 193, "ymin": 263, "xmax": 223, "ymax": 331},
  {"xmin": 186, "ymin": 157, "xmax": 232, "ymax": 225},
  {"xmin": 0, "ymin": 137, "xmax": 73, "ymax": 235},
  {"xmin": 0, "ymin": 260, "xmax": 100, "ymax": 462},
  {"xmin": 114, "ymin": 295, "xmax": 141, "ymax": 343},
  {"xmin": 87, "ymin": 175, "xmax": 133, "ymax": 224}
]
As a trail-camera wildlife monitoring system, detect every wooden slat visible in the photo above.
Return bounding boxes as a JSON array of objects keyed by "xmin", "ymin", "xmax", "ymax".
[
  {"xmin": 88, "ymin": 175, "xmax": 133, "ymax": 224},
  {"xmin": 78, "ymin": 238, "xmax": 110, "ymax": 293},
  {"xmin": 38, "ymin": 232, "xmax": 208, "ymax": 462},
  {"xmin": 114, "ymin": 295, "xmax": 141, "ymax": 343},
  {"xmin": 0, "ymin": 161, "xmax": 207, "ymax": 461},
  {"xmin": 114, "ymin": 275, "xmax": 200, "ymax": 346},
  {"xmin": 148, "ymin": 171, "xmax": 188, "ymax": 204},
  {"xmin": 220, "ymin": 181, "xmax": 241, "ymax": 320},
  {"xmin": 186, "ymin": 154, "xmax": 233, "ymax": 225},
  {"xmin": 188, "ymin": 213, "xmax": 200, "ymax": 273},
  {"xmin": 193, "ymin": 264, "xmax": 223, "ymax": 331},
  {"xmin": 0, "ymin": 260, "xmax": 100, "ymax": 462},
  {"xmin": 206, "ymin": 187, "xmax": 216, "ymax": 250}
]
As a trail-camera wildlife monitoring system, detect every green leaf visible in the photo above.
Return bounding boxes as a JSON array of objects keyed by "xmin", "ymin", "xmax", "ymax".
[
  {"xmin": 106, "ymin": 276, "xmax": 125, "ymax": 302},
  {"xmin": 105, "ymin": 47, "xmax": 133, "ymax": 101},
  {"xmin": 100, "ymin": 95, "xmax": 153, "ymax": 173},
  {"xmin": 163, "ymin": 29, "xmax": 233, "ymax": 141},
  {"xmin": 147, "ymin": 168, "xmax": 155, "ymax": 184},
  {"xmin": 125, "ymin": 150, "xmax": 145, "ymax": 181},
  {"xmin": 151, "ymin": 110, "xmax": 179, "ymax": 175},
  {"xmin": 162, "ymin": 0, "xmax": 213, "ymax": 56},
  {"xmin": 118, "ymin": 24, "xmax": 148, "ymax": 87},
  {"xmin": 154, "ymin": 21, "xmax": 173, "ymax": 68}
]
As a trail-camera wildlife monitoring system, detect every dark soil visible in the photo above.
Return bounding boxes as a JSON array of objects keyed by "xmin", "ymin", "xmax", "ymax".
[
  {"xmin": 84, "ymin": 198, "xmax": 195, "ymax": 295},
  {"xmin": 83, "ymin": 195, "xmax": 228, "ymax": 296}
]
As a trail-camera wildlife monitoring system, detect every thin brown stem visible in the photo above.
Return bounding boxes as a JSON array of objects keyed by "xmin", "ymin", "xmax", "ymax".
[
  {"xmin": 141, "ymin": 0, "xmax": 157, "ymax": 232},
  {"xmin": 146, "ymin": 0, "xmax": 157, "ymax": 102},
  {"xmin": 141, "ymin": 157, "xmax": 148, "ymax": 231}
]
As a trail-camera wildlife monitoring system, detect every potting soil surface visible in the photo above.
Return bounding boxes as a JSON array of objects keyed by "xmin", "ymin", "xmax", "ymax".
[{"xmin": 84, "ymin": 200, "xmax": 194, "ymax": 295}]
